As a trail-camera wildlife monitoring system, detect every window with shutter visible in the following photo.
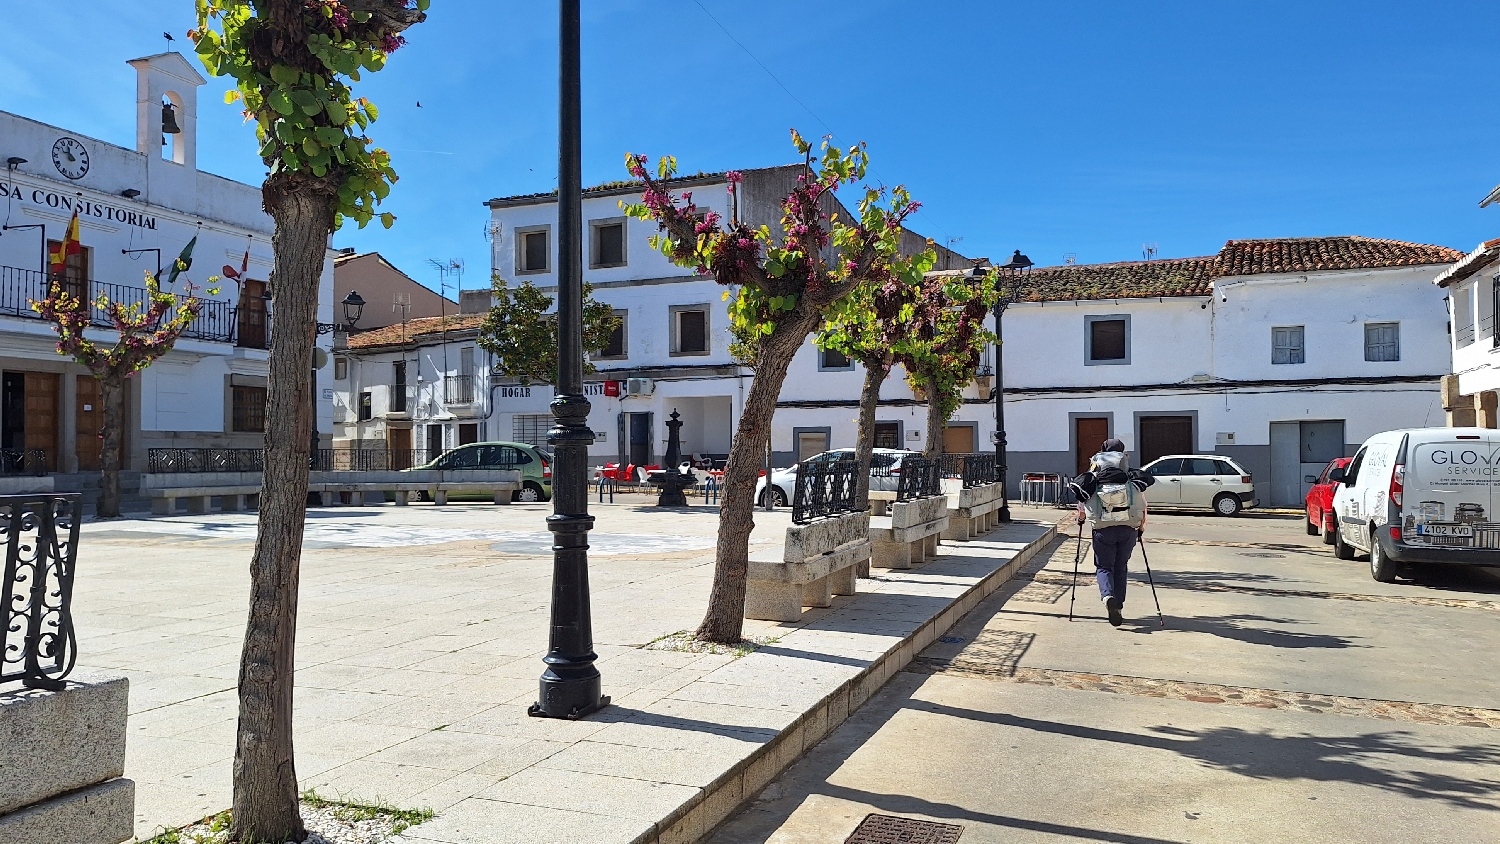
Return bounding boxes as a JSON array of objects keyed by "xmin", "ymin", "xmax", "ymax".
[
  {"xmin": 672, "ymin": 307, "xmax": 709, "ymax": 355},
  {"xmin": 1364, "ymin": 322, "xmax": 1399, "ymax": 362},
  {"xmin": 1272, "ymin": 326, "xmax": 1305, "ymax": 364},
  {"xmin": 1085, "ymin": 316, "xmax": 1129, "ymax": 364}
]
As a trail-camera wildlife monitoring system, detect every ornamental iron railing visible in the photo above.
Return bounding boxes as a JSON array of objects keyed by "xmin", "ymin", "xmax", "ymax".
[
  {"xmin": 0, "ymin": 449, "xmax": 48, "ymax": 476},
  {"xmin": 938, "ymin": 453, "xmax": 999, "ymax": 487},
  {"xmin": 0, "ymin": 493, "xmax": 81, "ymax": 690},
  {"xmin": 148, "ymin": 448, "xmax": 264, "ymax": 473},
  {"xmin": 444, "ymin": 375, "xmax": 474, "ymax": 405},
  {"xmin": 896, "ymin": 456, "xmax": 943, "ymax": 501},
  {"xmin": 0, "ymin": 266, "xmax": 235, "ymax": 343},
  {"xmin": 791, "ymin": 459, "xmax": 859, "ymax": 525}
]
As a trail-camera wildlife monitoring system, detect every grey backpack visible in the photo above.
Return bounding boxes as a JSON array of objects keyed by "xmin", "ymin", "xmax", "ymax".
[{"xmin": 1093, "ymin": 482, "xmax": 1135, "ymax": 526}]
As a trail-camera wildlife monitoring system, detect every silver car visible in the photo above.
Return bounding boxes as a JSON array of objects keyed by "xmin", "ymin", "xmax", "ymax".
[{"xmin": 755, "ymin": 448, "xmax": 920, "ymax": 507}]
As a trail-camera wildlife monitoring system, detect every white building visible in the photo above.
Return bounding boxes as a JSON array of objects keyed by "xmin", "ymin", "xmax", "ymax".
[
  {"xmin": 477, "ymin": 166, "xmax": 964, "ymax": 467},
  {"xmin": 772, "ymin": 237, "xmax": 1460, "ymax": 507},
  {"xmin": 0, "ymin": 52, "xmax": 337, "ymax": 479},
  {"xmin": 1436, "ymin": 237, "xmax": 1500, "ymax": 425}
]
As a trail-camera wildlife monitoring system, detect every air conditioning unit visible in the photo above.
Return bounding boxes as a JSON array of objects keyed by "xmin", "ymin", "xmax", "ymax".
[{"xmin": 626, "ymin": 377, "xmax": 655, "ymax": 396}]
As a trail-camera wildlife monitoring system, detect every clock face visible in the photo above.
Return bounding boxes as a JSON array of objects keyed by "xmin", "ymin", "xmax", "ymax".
[{"xmin": 51, "ymin": 137, "xmax": 89, "ymax": 180}]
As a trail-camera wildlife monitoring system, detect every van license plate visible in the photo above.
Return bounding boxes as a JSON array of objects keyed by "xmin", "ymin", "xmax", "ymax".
[{"xmin": 1420, "ymin": 524, "xmax": 1474, "ymax": 537}]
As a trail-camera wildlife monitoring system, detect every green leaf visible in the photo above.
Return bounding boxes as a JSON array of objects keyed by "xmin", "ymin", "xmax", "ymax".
[
  {"xmin": 268, "ymin": 89, "xmax": 295, "ymax": 115},
  {"xmin": 290, "ymin": 89, "xmax": 323, "ymax": 115},
  {"xmin": 270, "ymin": 64, "xmax": 300, "ymax": 85},
  {"xmin": 379, "ymin": 212, "xmax": 395, "ymax": 229}
]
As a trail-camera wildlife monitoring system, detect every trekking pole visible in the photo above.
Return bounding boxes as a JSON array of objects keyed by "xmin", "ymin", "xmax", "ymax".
[
  {"xmin": 1137, "ymin": 532, "xmax": 1165, "ymax": 627},
  {"xmin": 1067, "ymin": 520, "xmax": 1083, "ymax": 621}
]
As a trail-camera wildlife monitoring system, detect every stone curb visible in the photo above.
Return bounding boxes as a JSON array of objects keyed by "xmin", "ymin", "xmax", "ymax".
[{"xmin": 637, "ymin": 520, "xmax": 1059, "ymax": 844}]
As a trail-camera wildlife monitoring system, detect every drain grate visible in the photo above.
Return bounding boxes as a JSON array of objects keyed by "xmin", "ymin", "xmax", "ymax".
[
  {"xmin": 845, "ymin": 814, "xmax": 964, "ymax": 844},
  {"xmin": 1237, "ymin": 552, "xmax": 1285, "ymax": 558}
]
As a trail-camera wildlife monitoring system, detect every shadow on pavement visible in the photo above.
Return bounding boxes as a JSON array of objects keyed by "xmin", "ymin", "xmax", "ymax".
[
  {"xmin": 910, "ymin": 700, "xmax": 1500, "ymax": 812},
  {"xmin": 1125, "ymin": 613, "xmax": 1361, "ymax": 649}
]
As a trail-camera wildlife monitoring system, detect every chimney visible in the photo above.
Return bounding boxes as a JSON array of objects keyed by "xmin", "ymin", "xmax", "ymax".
[
  {"xmin": 127, "ymin": 52, "xmax": 206, "ymax": 169},
  {"xmin": 460, "ymin": 289, "xmax": 492, "ymax": 314}
]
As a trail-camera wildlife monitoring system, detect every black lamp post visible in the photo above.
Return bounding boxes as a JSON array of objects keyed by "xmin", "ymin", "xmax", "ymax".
[
  {"xmin": 992, "ymin": 249, "xmax": 1032, "ymax": 521},
  {"xmin": 529, "ymin": 0, "xmax": 607, "ymax": 720}
]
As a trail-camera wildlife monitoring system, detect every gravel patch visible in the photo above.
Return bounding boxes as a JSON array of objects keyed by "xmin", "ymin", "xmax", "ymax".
[{"xmin": 141, "ymin": 796, "xmax": 432, "ymax": 844}]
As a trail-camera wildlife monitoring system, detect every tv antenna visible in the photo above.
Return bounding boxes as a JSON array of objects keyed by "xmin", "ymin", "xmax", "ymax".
[
  {"xmin": 426, "ymin": 258, "xmax": 464, "ymax": 300},
  {"xmin": 482, "ymin": 221, "xmax": 502, "ymax": 243},
  {"xmin": 943, "ymin": 237, "xmax": 963, "ymax": 270},
  {"xmin": 1063, "ymin": 253, "xmax": 1077, "ymax": 265},
  {"xmin": 1142, "ymin": 242, "xmax": 1159, "ymax": 261}
]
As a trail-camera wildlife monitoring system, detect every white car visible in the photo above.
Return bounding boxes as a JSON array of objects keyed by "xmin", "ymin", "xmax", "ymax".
[
  {"xmin": 1139, "ymin": 454, "xmax": 1257, "ymax": 516},
  {"xmin": 1330, "ymin": 427, "xmax": 1500, "ymax": 581},
  {"xmin": 755, "ymin": 448, "xmax": 920, "ymax": 507}
]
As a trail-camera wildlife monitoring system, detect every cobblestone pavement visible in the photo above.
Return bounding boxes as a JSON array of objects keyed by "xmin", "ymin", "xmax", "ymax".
[{"xmin": 711, "ymin": 510, "xmax": 1500, "ymax": 844}]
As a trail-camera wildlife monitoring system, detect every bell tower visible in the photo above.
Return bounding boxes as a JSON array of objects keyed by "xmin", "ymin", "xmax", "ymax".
[{"xmin": 126, "ymin": 52, "xmax": 206, "ymax": 170}]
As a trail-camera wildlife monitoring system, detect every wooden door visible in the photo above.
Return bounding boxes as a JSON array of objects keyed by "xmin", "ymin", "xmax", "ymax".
[
  {"xmin": 76, "ymin": 375, "xmax": 102, "ymax": 471},
  {"xmin": 1139, "ymin": 415, "xmax": 1194, "ymax": 466},
  {"xmin": 24, "ymin": 372, "xmax": 59, "ymax": 472},
  {"xmin": 237, "ymin": 280, "xmax": 267, "ymax": 349},
  {"xmin": 1075, "ymin": 417, "xmax": 1110, "ymax": 475},
  {"xmin": 389, "ymin": 427, "xmax": 412, "ymax": 469},
  {"xmin": 942, "ymin": 425, "xmax": 975, "ymax": 455}
]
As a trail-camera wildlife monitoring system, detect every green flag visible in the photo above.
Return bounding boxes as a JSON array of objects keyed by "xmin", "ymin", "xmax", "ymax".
[{"xmin": 161, "ymin": 236, "xmax": 196, "ymax": 288}]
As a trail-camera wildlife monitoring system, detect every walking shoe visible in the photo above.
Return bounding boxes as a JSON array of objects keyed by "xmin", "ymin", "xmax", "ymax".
[{"xmin": 1106, "ymin": 597, "xmax": 1123, "ymax": 627}]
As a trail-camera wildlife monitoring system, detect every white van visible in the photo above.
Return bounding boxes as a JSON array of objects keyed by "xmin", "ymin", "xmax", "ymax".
[{"xmin": 1330, "ymin": 427, "xmax": 1500, "ymax": 581}]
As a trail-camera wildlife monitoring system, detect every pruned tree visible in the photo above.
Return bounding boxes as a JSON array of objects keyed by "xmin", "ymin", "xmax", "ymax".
[
  {"xmin": 897, "ymin": 270, "xmax": 999, "ymax": 456},
  {"xmin": 623, "ymin": 131, "xmax": 918, "ymax": 643},
  {"xmin": 34, "ymin": 271, "xmax": 214, "ymax": 518},
  {"xmin": 477, "ymin": 275, "xmax": 619, "ymax": 385},
  {"xmin": 189, "ymin": 1, "xmax": 426, "ymax": 840},
  {"xmin": 816, "ymin": 247, "xmax": 936, "ymax": 506}
]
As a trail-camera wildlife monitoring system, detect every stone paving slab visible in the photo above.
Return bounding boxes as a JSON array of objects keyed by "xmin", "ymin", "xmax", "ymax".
[{"xmin": 63, "ymin": 502, "xmax": 1050, "ymax": 841}]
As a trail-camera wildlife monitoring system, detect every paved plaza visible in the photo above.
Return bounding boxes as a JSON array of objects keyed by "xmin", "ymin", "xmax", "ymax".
[
  {"xmin": 710, "ymin": 510, "xmax": 1500, "ymax": 843},
  {"xmin": 71, "ymin": 496, "xmax": 1051, "ymax": 842}
]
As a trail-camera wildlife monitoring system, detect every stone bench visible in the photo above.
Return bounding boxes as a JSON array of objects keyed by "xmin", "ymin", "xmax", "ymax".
[
  {"xmin": 867, "ymin": 490, "xmax": 897, "ymax": 516},
  {"xmin": 943, "ymin": 482, "xmax": 1006, "ymax": 541},
  {"xmin": 745, "ymin": 511, "xmax": 872, "ymax": 622},
  {"xmin": 0, "ymin": 671, "xmax": 134, "ymax": 844},
  {"xmin": 141, "ymin": 469, "xmax": 522, "ymax": 513},
  {"xmin": 868, "ymin": 494, "xmax": 950, "ymax": 570}
]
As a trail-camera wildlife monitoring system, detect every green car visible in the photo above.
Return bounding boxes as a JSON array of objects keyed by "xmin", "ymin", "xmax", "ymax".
[{"xmin": 413, "ymin": 441, "xmax": 553, "ymax": 502}]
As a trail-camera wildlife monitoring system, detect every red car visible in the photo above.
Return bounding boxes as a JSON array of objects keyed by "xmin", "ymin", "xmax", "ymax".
[{"xmin": 1305, "ymin": 456, "xmax": 1352, "ymax": 545}]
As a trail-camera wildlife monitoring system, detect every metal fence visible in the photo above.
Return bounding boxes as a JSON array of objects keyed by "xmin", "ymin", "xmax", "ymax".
[
  {"xmin": 148, "ymin": 447, "xmax": 264, "ymax": 473},
  {"xmin": 938, "ymin": 453, "xmax": 998, "ymax": 487},
  {"xmin": 897, "ymin": 456, "xmax": 943, "ymax": 501},
  {"xmin": 0, "ymin": 449, "xmax": 48, "ymax": 476},
  {"xmin": 1, "ymin": 493, "xmax": 81, "ymax": 690},
  {"xmin": 147, "ymin": 448, "xmax": 443, "ymax": 473},
  {"xmin": 1, "ymin": 265, "xmax": 234, "ymax": 342},
  {"xmin": 791, "ymin": 459, "xmax": 859, "ymax": 524}
]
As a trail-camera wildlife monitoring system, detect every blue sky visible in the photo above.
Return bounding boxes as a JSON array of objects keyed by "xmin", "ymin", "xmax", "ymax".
[{"xmin": 3, "ymin": 1, "xmax": 1497, "ymax": 297}]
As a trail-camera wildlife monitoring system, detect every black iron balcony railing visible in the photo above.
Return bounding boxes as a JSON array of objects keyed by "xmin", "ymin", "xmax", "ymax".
[
  {"xmin": 1, "ymin": 493, "xmax": 81, "ymax": 690},
  {"xmin": 444, "ymin": 374, "xmax": 474, "ymax": 404},
  {"xmin": 791, "ymin": 459, "xmax": 859, "ymax": 525},
  {"xmin": 147, "ymin": 447, "xmax": 443, "ymax": 473},
  {"xmin": 0, "ymin": 449, "xmax": 48, "ymax": 477},
  {"xmin": 1, "ymin": 265, "xmax": 236, "ymax": 343}
]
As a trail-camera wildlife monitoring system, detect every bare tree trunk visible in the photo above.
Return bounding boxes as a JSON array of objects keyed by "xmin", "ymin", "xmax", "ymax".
[
  {"xmin": 231, "ymin": 189, "xmax": 328, "ymax": 844},
  {"xmin": 924, "ymin": 376, "xmax": 944, "ymax": 456},
  {"xmin": 853, "ymin": 356, "xmax": 888, "ymax": 508},
  {"xmin": 696, "ymin": 317, "xmax": 814, "ymax": 643},
  {"xmin": 96, "ymin": 377, "xmax": 124, "ymax": 518}
]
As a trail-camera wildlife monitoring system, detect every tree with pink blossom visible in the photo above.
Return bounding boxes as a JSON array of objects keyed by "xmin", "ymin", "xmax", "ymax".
[
  {"xmin": 33, "ymin": 271, "xmax": 214, "ymax": 518},
  {"xmin": 623, "ymin": 131, "xmax": 920, "ymax": 644}
]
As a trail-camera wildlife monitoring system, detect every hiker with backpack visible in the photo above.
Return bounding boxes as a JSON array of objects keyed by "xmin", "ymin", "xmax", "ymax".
[{"xmin": 1069, "ymin": 438, "xmax": 1155, "ymax": 627}]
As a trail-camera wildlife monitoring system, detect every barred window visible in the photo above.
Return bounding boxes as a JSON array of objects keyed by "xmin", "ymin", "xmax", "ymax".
[
  {"xmin": 512, "ymin": 414, "xmax": 551, "ymax": 447},
  {"xmin": 232, "ymin": 386, "xmax": 266, "ymax": 433}
]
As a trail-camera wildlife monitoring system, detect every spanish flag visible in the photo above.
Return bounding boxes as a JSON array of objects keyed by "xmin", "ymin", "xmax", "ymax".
[{"xmin": 48, "ymin": 209, "xmax": 81, "ymax": 278}]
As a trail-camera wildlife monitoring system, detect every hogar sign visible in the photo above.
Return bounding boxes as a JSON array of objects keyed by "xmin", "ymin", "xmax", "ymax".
[{"xmin": 0, "ymin": 182, "xmax": 158, "ymax": 229}]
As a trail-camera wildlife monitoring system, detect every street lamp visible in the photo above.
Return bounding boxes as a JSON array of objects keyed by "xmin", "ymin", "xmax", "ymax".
[
  {"xmin": 307, "ymin": 290, "xmax": 367, "ymax": 459},
  {"xmin": 529, "ymin": 0, "xmax": 607, "ymax": 720},
  {"xmin": 992, "ymin": 249, "xmax": 1032, "ymax": 521}
]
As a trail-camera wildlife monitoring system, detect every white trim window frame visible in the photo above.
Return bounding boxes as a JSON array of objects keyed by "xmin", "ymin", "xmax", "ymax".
[
  {"xmin": 514, "ymin": 225, "xmax": 551, "ymax": 275},
  {"xmin": 1084, "ymin": 314, "xmax": 1130, "ymax": 366},
  {"xmin": 670, "ymin": 304, "xmax": 711, "ymax": 356}
]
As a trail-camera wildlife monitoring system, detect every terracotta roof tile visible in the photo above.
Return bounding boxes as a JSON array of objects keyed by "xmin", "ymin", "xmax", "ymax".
[
  {"xmin": 347, "ymin": 313, "xmax": 485, "ymax": 350},
  {"xmin": 1214, "ymin": 236, "xmax": 1463, "ymax": 277},
  {"xmin": 1021, "ymin": 236, "xmax": 1461, "ymax": 302},
  {"xmin": 1021, "ymin": 257, "xmax": 1218, "ymax": 302}
]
